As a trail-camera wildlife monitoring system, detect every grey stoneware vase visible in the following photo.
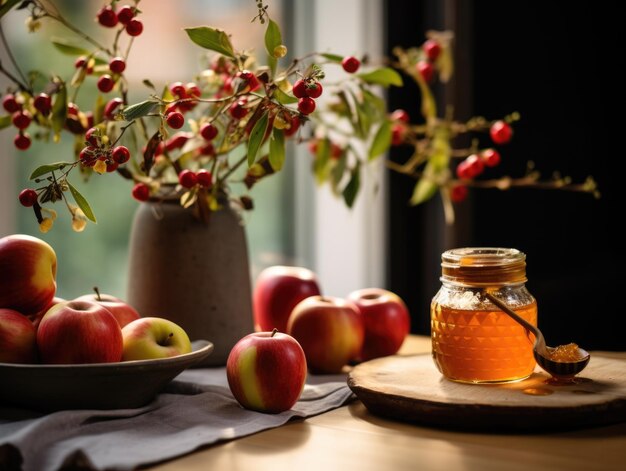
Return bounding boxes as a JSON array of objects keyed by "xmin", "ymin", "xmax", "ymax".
[{"xmin": 126, "ymin": 200, "xmax": 254, "ymax": 366}]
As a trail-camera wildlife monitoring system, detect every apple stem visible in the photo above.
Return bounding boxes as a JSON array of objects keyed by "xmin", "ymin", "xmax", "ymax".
[
  {"xmin": 271, "ymin": 328, "xmax": 278, "ymax": 337},
  {"xmin": 93, "ymin": 286, "xmax": 102, "ymax": 301},
  {"xmin": 166, "ymin": 332, "xmax": 173, "ymax": 345}
]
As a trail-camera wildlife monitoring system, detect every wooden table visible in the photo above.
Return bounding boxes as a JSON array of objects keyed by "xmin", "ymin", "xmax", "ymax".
[{"xmin": 150, "ymin": 336, "xmax": 626, "ymax": 471}]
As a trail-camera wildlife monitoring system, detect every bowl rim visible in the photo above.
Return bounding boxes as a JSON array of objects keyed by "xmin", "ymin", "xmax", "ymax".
[{"xmin": 0, "ymin": 339, "xmax": 213, "ymax": 370}]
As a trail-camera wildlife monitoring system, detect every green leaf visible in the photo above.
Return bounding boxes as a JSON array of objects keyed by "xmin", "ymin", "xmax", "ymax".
[
  {"xmin": 314, "ymin": 138, "xmax": 331, "ymax": 184},
  {"xmin": 50, "ymin": 80, "xmax": 67, "ymax": 137},
  {"xmin": 357, "ymin": 68, "xmax": 403, "ymax": 87},
  {"xmin": 29, "ymin": 162, "xmax": 73, "ymax": 180},
  {"xmin": 0, "ymin": 0, "xmax": 21, "ymax": 18},
  {"xmin": 331, "ymin": 153, "xmax": 347, "ymax": 193},
  {"xmin": 247, "ymin": 111, "xmax": 269, "ymax": 167},
  {"xmin": 121, "ymin": 100, "xmax": 159, "ymax": 121},
  {"xmin": 0, "ymin": 114, "xmax": 11, "ymax": 130},
  {"xmin": 269, "ymin": 128, "xmax": 285, "ymax": 171},
  {"xmin": 274, "ymin": 87, "xmax": 298, "ymax": 104},
  {"xmin": 185, "ymin": 27, "xmax": 235, "ymax": 58},
  {"xmin": 369, "ymin": 120, "xmax": 392, "ymax": 161},
  {"xmin": 342, "ymin": 162, "xmax": 361, "ymax": 208},
  {"xmin": 321, "ymin": 53, "xmax": 344, "ymax": 63},
  {"xmin": 67, "ymin": 181, "xmax": 96, "ymax": 223},
  {"xmin": 51, "ymin": 37, "xmax": 91, "ymax": 56},
  {"xmin": 410, "ymin": 177, "xmax": 438, "ymax": 206},
  {"xmin": 264, "ymin": 19, "xmax": 282, "ymax": 56}
]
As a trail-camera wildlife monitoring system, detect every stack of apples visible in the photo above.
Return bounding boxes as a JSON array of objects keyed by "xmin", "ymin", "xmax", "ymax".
[
  {"xmin": 226, "ymin": 265, "xmax": 411, "ymax": 414},
  {"xmin": 0, "ymin": 234, "xmax": 192, "ymax": 365}
]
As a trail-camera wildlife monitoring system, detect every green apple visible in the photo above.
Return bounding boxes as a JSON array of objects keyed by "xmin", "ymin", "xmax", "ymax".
[{"xmin": 121, "ymin": 317, "xmax": 192, "ymax": 361}]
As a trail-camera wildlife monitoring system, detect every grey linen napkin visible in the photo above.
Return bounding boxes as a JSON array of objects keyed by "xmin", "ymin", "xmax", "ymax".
[{"xmin": 0, "ymin": 368, "xmax": 354, "ymax": 471}]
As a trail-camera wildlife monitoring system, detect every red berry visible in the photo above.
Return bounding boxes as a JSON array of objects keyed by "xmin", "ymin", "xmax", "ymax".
[
  {"xmin": 97, "ymin": 74, "xmax": 115, "ymax": 93},
  {"xmin": 390, "ymin": 109, "xmax": 410, "ymax": 123},
  {"xmin": 178, "ymin": 169, "xmax": 197, "ymax": 188},
  {"xmin": 104, "ymin": 98, "xmax": 123, "ymax": 119},
  {"xmin": 109, "ymin": 57, "xmax": 126, "ymax": 74},
  {"xmin": 391, "ymin": 123, "xmax": 406, "ymax": 146},
  {"xmin": 195, "ymin": 169, "xmax": 213, "ymax": 187},
  {"xmin": 165, "ymin": 111, "xmax": 185, "ymax": 129},
  {"xmin": 417, "ymin": 60, "xmax": 434, "ymax": 82},
  {"xmin": 85, "ymin": 127, "xmax": 99, "ymax": 146},
  {"xmin": 423, "ymin": 39, "xmax": 442, "ymax": 61},
  {"xmin": 308, "ymin": 140, "xmax": 318, "ymax": 155},
  {"xmin": 342, "ymin": 56, "xmax": 361, "ymax": 73},
  {"xmin": 79, "ymin": 146, "xmax": 97, "ymax": 166},
  {"xmin": 112, "ymin": 145, "xmax": 131, "ymax": 164},
  {"xmin": 283, "ymin": 114, "xmax": 301, "ymax": 137},
  {"xmin": 237, "ymin": 70, "xmax": 260, "ymax": 92},
  {"xmin": 229, "ymin": 99, "xmax": 249, "ymax": 119},
  {"xmin": 12, "ymin": 110, "xmax": 32, "ymax": 130},
  {"xmin": 2, "ymin": 94, "xmax": 20, "ymax": 112},
  {"xmin": 106, "ymin": 161, "xmax": 119, "ymax": 173},
  {"xmin": 186, "ymin": 82, "xmax": 201, "ymax": 98},
  {"xmin": 67, "ymin": 102, "xmax": 80, "ymax": 116},
  {"xmin": 74, "ymin": 56, "xmax": 87, "ymax": 69},
  {"xmin": 169, "ymin": 81, "xmax": 187, "ymax": 98},
  {"xmin": 14, "ymin": 133, "xmax": 31, "ymax": 150},
  {"xmin": 132, "ymin": 183, "xmax": 150, "ymax": 202},
  {"xmin": 117, "ymin": 5, "xmax": 135, "ymax": 24},
  {"xmin": 297, "ymin": 97, "xmax": 316, "ymax": 115},
  {"xmin": 97, "ymin": 6, "xmax": 118, "ymax": 27},
  {"xmin": 125, "ymin": 19, "xmax": 143, "ymax": 36},
  {"xmin": 198, "ymin": 142, "xmax": 215, "ymax": 156},
  {"xmin": 465, "ymin": 154, "xmax": 484, "ymax": 178},
  {"xmin": 330, "ymin": 142, "xmax": 343, "ymax": 159},
  {"xmin": 481, "ymin": 148, "xmax": 501, "ymax": 167},
  {"xmin": 305, "ymin": 81, "xmax": 323, "ymax": 98},
  {"xmin": 490, "ymin": 120, "xmax": 513, "ymax": 144},
  {"xmin": 450, "ymin": 184, "xmax": 468, "ymax": 203},
  {"xmin": 292, "ymin": 79, "xmax": 307, "ymax": 98},
  {"xmin": 200, "ymin": 123, "xmax": 218, "ymax": 141},
  {"xmin": 456, "ymin": 160, "xmax": 471, "ymax": 179},
  {"xmin": 18, "ymin": 188, "xmax": 38, "ymax": 207},
  {"xmin": 33, "ymin": 93, "xmax": 52, "ymax": 115}
]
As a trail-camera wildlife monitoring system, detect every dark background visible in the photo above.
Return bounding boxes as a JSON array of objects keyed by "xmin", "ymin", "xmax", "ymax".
[{"xmin": 385, "ymin": 1, "xmax": 624, "ymax": 350}]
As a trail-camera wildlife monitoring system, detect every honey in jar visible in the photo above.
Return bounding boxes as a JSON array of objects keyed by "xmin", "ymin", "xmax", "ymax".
[{"xmin": 431, "ymin": 248, "xmax": 538, "ymax": 383}]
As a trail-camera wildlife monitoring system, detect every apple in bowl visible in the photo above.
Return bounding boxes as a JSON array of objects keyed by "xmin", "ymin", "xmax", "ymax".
[
  {"xmin": 287, "ymin": 295, "xmax": 364, "ymax": 374},
  {"xmin": 253, "ymin": 265, "xmax": 321, "ymax": 333},
  {"xmin": 0, "ymin": 234, "xmax": 57, "ymax": 316},
  {"xmin": 227, "ymin": 329, "xmax": 307, "ymax": 413},
  {"xmin": 0, "ymin": 308, "xmax": 38, "ymax": 363},
  {"xmin": 348, "ymin": 288, "xmax": 411, "ymax": 361},
  {"xmin": 76, "ymin": 288, "xmax": 140, "ymax": 328},
  {"xmin": 37, "ymin": 300, "xmax": 123, "ymax": 364},
  {"xmin": 121, "ymin": 317, "xmax": 192, "ymax": 361}
]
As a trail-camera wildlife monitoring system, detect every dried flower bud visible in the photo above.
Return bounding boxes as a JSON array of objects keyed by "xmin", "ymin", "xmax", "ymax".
[{"xmin": 25, "ymin": 16, "xmax": 41, "ymax": 33}]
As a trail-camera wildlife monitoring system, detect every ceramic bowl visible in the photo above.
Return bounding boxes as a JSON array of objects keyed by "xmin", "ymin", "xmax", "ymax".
[{"xmin": 0, "ymin": 340, "xmax": 213, "ymax": 411}]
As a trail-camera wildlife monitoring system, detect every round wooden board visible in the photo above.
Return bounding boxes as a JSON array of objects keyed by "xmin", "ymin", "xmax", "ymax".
[{"xmin": 347, "ymin": 353, "xmax": 626, "ymax": 431}]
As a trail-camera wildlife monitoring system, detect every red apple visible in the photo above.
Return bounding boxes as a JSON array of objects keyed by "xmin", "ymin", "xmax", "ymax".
[
  {"xmin": 0, "ymin": 308, "xmax": 38, "ymax": 363},
  {"xmin": 76, "ymin": 288, "xmax": 141, "ymax": 328},
  {"xmin": 253, "ymin": 266, "xmax": 321, "ymax": 333},
  {"xmin": 227, "ymin": 329, "xmax": 307, "ymax": 413},
  {"xmin": 29, "ymin": 296, "xmax": 66, "ymax": 330},
  {"xmin": 0, "ymin": 234, "xmax": 57, "ymax": 316},
  {"xmin": 287, "ymin": 296, "xmax": 364, "ymax": 374},
  {"xmin": 37, "ymin": 300, "xmax": 123, "ymax": 364},
  {"xmin": 121, "ymin": 317, "xmax": 191, "ymax": 361},
  {"xmin": 347, "ymin": 288, "xmax": 411, "ymax": 361}
]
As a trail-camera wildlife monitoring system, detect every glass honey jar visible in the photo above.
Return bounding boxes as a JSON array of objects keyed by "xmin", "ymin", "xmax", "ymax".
[{"xmin": 431, "ymin": 248, "xmax": 538, "ymax": 383}]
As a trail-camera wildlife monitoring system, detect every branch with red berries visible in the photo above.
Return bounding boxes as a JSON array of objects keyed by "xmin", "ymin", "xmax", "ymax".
[
  {"xmin": 1, "ymin": 0, "xmax": 401, "ymax": 232},
  {"xmin": 0, "ymin": 2, "xmax": 597, "ymax": 233},
  {"xmin": 380, "ymin": 35, "xmax": 598, "ymax": 223}
]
